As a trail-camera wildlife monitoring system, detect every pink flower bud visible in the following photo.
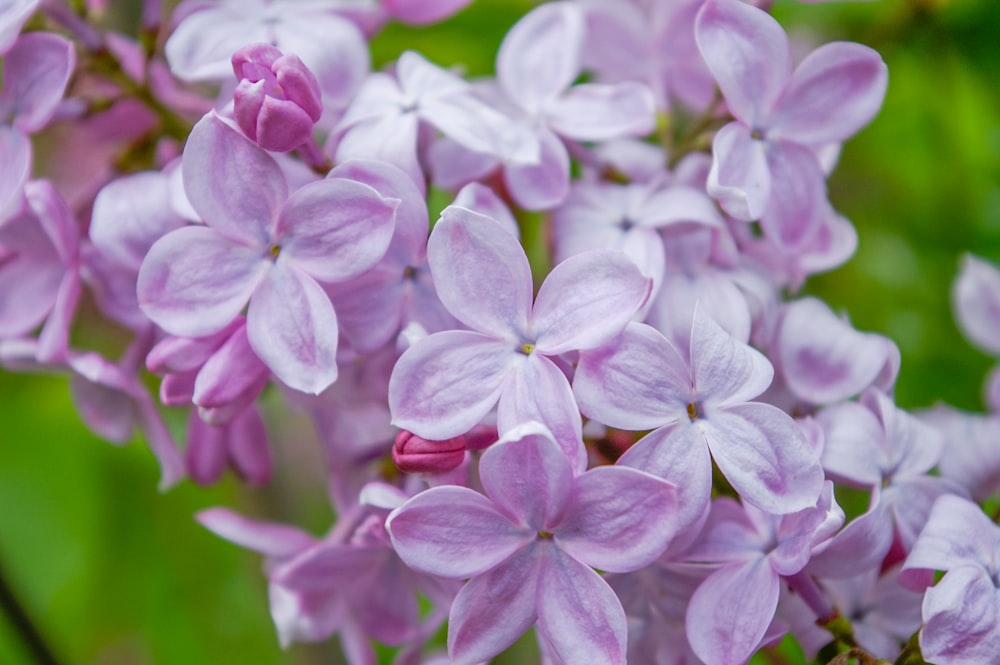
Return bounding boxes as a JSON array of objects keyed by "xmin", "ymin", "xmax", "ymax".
[
  {"xmin": 462, "ymin": 424, "xmax": 499, "ymax": 451},
  {"xmin": 392, "ymin": 430, "xmax": 466, "ymax": 474},
  {"xmin": 231, "ymin": 43, "xmax": 322, "ymax": 152}
]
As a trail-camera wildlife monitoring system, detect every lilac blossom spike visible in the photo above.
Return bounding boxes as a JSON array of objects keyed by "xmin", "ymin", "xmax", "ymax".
[
  {"xmin": 387, "ymin": 422, "xmax": 678, "ymax": 665},
  {"xmin": 575, "ymin": 314, "xmax": 824, "ymax": 514},
  {"xmin": 137, "ymin": 112, "xmax": 398, "ymax": 394},
  {"xmin": 696, "ymin": 0, "xmax": 887, "ymax": 248},
  {"xmin": 389, "ymin": 204, "xmax": 651, "ymax": 471}
]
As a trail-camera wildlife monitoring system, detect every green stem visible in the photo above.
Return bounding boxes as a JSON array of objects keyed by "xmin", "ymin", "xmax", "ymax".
[{"xmin": 0, "ymin": 561, "xmax": 62, "ymax": 665}]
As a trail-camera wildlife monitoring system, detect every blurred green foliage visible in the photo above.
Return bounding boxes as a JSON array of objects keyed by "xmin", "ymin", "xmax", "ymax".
[{"xmin": 1, "ymin": 0, "xmax": 999, "ymax": 663}]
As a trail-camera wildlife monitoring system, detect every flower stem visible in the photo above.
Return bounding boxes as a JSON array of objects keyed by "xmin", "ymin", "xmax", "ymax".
[{"xmin": 0, "ymin": 561, "xmax": 62, "ymax": 665}]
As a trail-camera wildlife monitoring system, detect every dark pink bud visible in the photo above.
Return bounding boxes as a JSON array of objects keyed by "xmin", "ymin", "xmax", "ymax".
[
  {"xmin": 392, "ymin": 430, "xmax": 466, "ymax": 474},
  {"xmin": 231, "ymin": 43, "xmax": 323, "ymax": 152}
]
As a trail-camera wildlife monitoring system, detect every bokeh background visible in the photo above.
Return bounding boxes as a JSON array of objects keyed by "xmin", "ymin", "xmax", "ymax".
[{"xmin": 1, "ymin": 0, "xmax": 999, "ymax": 662}]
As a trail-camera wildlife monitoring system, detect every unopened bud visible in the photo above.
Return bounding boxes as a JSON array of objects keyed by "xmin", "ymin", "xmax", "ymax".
[
  {"xmin": 392, "ymin": 430, "xmax": 466, "ymax": 474},
  {"xmin": 231, "ymin": 43, "xmax": 322, "ymax": 152},
  {"xmin": 463, "ymin": 424, "xmax": 499, "ymax": 451}
]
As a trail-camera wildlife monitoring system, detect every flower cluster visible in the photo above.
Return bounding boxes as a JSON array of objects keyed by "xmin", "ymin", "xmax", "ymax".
[{"xmin": 1, "ymin": 0, "xmax": 997, "ymax": 664}]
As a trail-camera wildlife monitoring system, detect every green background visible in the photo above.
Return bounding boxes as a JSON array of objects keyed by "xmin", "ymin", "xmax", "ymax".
[{"xmin": 2, "ymin": 0, "xmax": 999, "ymax": 662}]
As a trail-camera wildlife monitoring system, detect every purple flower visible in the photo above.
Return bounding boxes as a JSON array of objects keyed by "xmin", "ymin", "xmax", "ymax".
[
  {"xmin": 0, "ymin": 0, "xmax": 39, "ymax": 54},
  {"xmin": 388, "ymin": 204, "xmax": 651, "ymax": 471},
  {"xmin": 137, "ymin": 112, "xmax": 398, "ymax": 394},
  {"xmin": 232, "ymin": 44, "xmax": 323, "ymax": 152},
  {"xmin": 575, "ymin": 314, "xmax": 824, "ymax": 515},
  {"xmin": 695, "ymin": 0, "xmax": 887, "ymax": 248},
  {"xmin": 387, "ymin": 422, "xmax": 678, "ymax": 665},
  {"xmin": 952, "ymin": 253, "xmax": 1000, "ymax": 357}
]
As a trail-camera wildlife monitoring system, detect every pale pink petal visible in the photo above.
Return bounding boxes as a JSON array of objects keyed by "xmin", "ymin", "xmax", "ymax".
[
  {"xmin": 618, "ymin": 425, "xmax": 714, "ymax": 550},
  {"xmin": 336, "ymin": 111, "xmax": 425, "ymax": 194},
  {"xmin": 536, "ymin": 544, "xmax": 627, "ymax": 665},
  {"xmin": 276, "ymin": 543, "xmax": 383, "ymax": 592},
  {"xmin": 185, "ymin": 416, "xmax": 229, "ymax": 485},
  {"xmin": 691, "ymin": 309, "xmax": 773, "ymax": 407},
  {"xmin": 389, "ymin": 330, "xmax": 519, "ymax": 440},
  {"xmin": 557, "ymin": 466, "xmax": 677, "ymax": 572},
  {"xmin": 695, "ymin": 0, "xmax": 790, "ymax": 125},
  {"xmin": 497, "ymin": 2, "xmax": 584, "ymax": 114},
  {"xmin": 770, "ymin": 42, "xmax": 888, "ymax": 145},
  {"xmin": 423, "ymin": 93, "xmax": 539, "ymax": 165},
  {"xmin": 37, "ymin": 271, "xmax": 81, "ymax": 361},
  {"xmin": 427, "ymin": 206, "xmax": 531, "ymax": 336},
  {"xmin": 479, "ymin": 421, "xmax": 574, "ymax": 530},
  {"xmin": 278, "ymin": 177, "xmax": 398, "ymax": 281},
  {"xmin": 496, "ymin": 354, "xmax": 587, "ymax": 473},
  {"xmin": 953, "ymin": 254, "xmax": 1000, "ymax": 356},
  {"xmin": 246, "ymin": 262, "xmax": 338, "ymax": 394},
  {"xmin": 182, "ymin": 113, "xmax": 286, "ymax": 244},
  {"xmin": 427, "ymin": 136, "xmax": 501, "ymax": 191},
  {"xmin": 388, "ymin": 485, "xmax": 532, "ymax": 579},
  {"xmin": 503, "ymin": 128, "xmax": 571, "ymax": 211},
  {"xmin": 706, "ymin": 122, "xmax": 770, "ymax": 221},
  {"xmin": 816, "ymin": 401, "xmax": 884, "ymax": 486},
  {"xmin": 574, "ymin": 322, "xmax": 690, "ymax": 431},
  {"xmin": 776, "ymin": 297, "xmax": 893, "ymax": 405},
  {"xmin": 0, "ymin": 255, "xmax": 62, "ymax": 337},
  {"xmin": 532, "ymin": 249, "xmax": 651, "ymax": 355},
  {"xmin": 546, "ymin": 82, "xmax": 655, "ymax": 141},
  {"xmin": 137, "ymin": 226, "xmax": 270, "ymax": 337},
  {"xmin": 705, "ymin": 404, "xmax": 824, "ymax": 514},
  {"xmin": 448, "ymin": 544, "xmax": 542, "ymax": 664},
  {"xmin": 196, "ymin": 507, "xmax": 316, "ymax": 559},
  {"xmin": 192, "ymin": 324, "xmax": 270, "ymax": 420},
  {"xmin": 2, "ymin": 32, "xmax": 75, "ymax": 132},
  {"xmin": 453, "ymin": 183, "xmax": 519, "ymax": 238},
  {"xmin": 920, "ymin": 565, "xmax": 1000, "ymax": 665},
  {"xmin": 689, "ymin": 558, "xmax": 780, "ymax": 665},
  {"xmin": 759, "ymin": 142, "xmax": 827, "ymax": 249}
]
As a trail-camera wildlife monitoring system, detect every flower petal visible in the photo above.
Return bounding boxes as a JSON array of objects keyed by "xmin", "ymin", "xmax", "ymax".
[
  {"xmin": 706, "ymin": 122, "xmax": 770, "ymax": 221},
  {"xmin": 278, "ymin": 177, "xmax": 397, "ymax": 282},
  {"xmin": 479, "ymin": 421, "xmax": 574, "ymax": 531},
  {"xmin": 2, "ymin": 32, "xmax": 75, "ymax": 132},
  {"xmin": 137, "ymin": 226, "xmax": 270, "ymax": 338},
  {"xmin": 546, "ymin": 82, "xmax": 655, "ymax": 141},
  {"xmin": 574, "ymin": 322, "xmax": 689, "ymax": 431},
  {"xmin": 448, "ymin": 544, "xmax": 542, "ymax": 665},
  {"xmin": 389, "ymin": 330, "xmax": 519, "ymax": 440},
  {"xmin": 532, "ymin": 249, "xmax": 651, "ymax": 355},
  {"xmin": 920, "ymin": 564, "xmax": 1000, "ymax": 665},
  {"xmin": 497, "ymin": 2, "xmax": 584, "ymax": 114},
  {"xmin": 427, "ymin": 205, "xmax": 531, "ymax": 336},
  {"xmin": 705, "ymin": 403, "xmax": 824, "ymax": 514},
  {"xmin": 182, "ymin": 112, "xmax": 286, "ymax": 244},
  {"xmin": 695, "ymin": 0, "xmax": 790, "ymax": 125},
  {"xmin": 759, "ymin": 141, "xmax": 828, "ymax": 250},
  {"xmin": 536, "ymin": 544, "xmax": 627, "ymax": 665},
  {"xmin": 557, "ymin": 466, "xmax": 677, "ymax": 572},
  {"xmin": 246, "ymin": 262, "xmax": 339, "ymax": 395},
  {"xmin": 769, "ymin": 42, "xmax": 888, "ymax": 145},
  {"xmin": 686, "ymin": 558, "xmax": 779, "ymax": 665},
  {"xmin": 691, "ymin": 308, "xmax": 773, "ymax": 407},
  {"xmin": 503, "ymin": 127, "xmax": 571, "ymax": 211},
  {"xmin": 953, "ymin": 254, "xmax": 1000, "ymax": 356},
  {"xmin": 196, "ymin": 507, "xmax": 316, "ymax": 559}
]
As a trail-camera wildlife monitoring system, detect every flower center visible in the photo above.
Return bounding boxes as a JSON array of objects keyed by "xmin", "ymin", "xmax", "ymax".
[
  {"xmin": 686, "ymin": 401, "xmax": 703, "ymax": 421},
  {"xmin": 519, "ymin": 342, "xmax": 535, "ymax": 355},
  {"xmin": 537, "ymin": 531, "xmax": 553, "ymax": 539},
  {"xmin": 269, "ymin": 244, "xmax": 282, "ymax": 259}
]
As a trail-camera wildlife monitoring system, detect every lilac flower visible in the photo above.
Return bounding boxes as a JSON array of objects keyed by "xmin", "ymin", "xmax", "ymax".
[
  {"xmin": 232, "ymin": 44, "xmax": 323, "ymax": 152},
  {"xmin": 137, "ymin": 112, "xmax": 398, "ymax": 394},
  {"xmin": 166, "ymin": 0, "xmax": 369, "ymax": 114},
  {"xmin": 388, "ymin": 205, "xmax": 651, "ymax": 471},
  {"xmin": 335, "ymin": 50, "xmax": 536, "ymax": 194},
  {"xmin": 381, "ymin": 0, "xmax": 472, "ymax": 25},
  {"xmin": 574, "ymin": 314, "xmax": 824, "ymax": 514},
  {"xmin": 901, "ymin": 495, "xmax": 1000, "ymax": 665},
  {"xmin": 387, "ymin": 422, "xmax": 678, "ymax": 665},
  {"xmin": 682, "ymin": 485, "xmax": 843, "ymax": 665},
  {"xmin": 920, "ymin": 404, "xmax": 1000, "ymax": 503},
  {"xmin": 430, "ymin": 1, "xmax": 657, "ymax": 210},
  {"xmin": 695, "ymin": 0, "xmax": 887, "ymax": 248},
  {"xmin": 0, "ymin": 31, "xmax": 75, "ymax": 220},
  {"xmin": 185, "ymin": 405, "xmax": 271, "ymax": 486}
]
